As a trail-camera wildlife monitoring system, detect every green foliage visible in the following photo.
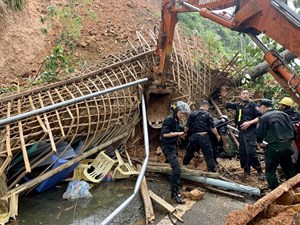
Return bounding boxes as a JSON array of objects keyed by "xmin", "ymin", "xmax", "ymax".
[
  {"xmin": 0, "ymin": 86, "xmax": 17, "ymax": 94},
  {"xmin": 39, "ymin": 45, "xmax": 74, "ymax": 83},
  {"xmin": 40, "ymin": 27, "xmax": 47, "ymax": 35},
  {"xmin": 177, "ymin": 10, "xmax": 300, "ymax": 102},
  {"xmin": 177, "ymin": 13, "xmax": 251, "ymax": 60},
  {"xmin": 293, "ymin": 0, "xmax": 300, "ymax": 8},
  {"xmin": 3, "ymin": 0, "xmax": 24, "ymax": 10},
  {"xmin": 37, "ymin": 0, "xmax": 96, "ymax": 83},
  {"xmin": 88, "ymin": 9, "xmax": 97, "ymax": 20}
]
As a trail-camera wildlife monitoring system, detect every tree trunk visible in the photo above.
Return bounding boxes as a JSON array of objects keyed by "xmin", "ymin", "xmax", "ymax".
[{"xmin": 233, "ymin": 50, "xmax": 297, "ymax": 86}]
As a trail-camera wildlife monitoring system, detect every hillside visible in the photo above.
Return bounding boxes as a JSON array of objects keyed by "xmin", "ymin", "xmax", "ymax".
[{"xmin": 0, "ymin": 0, "xmax": 161, "ymax": 89}]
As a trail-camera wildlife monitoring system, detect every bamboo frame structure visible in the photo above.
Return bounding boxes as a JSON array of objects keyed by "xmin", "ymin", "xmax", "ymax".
[
  {"xmin": 0, "ymin": 31, "xmax": 224, "ymax": 182},
  {"xmin": 0, "ymin": 29, "xmax": 232, "ymax": 222}
]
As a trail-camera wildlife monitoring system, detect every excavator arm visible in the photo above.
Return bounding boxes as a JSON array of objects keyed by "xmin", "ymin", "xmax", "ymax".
[
  {"xmin": 155, "ymin": 0, "xmax": 300, "ymax": 107},
  {"xmin": 154, "ymin": 0, "xmax": 236, "ymax": 84},
  {"xmin": 147, "ymin": 0, "xmax": 236, "ymax": 128}
]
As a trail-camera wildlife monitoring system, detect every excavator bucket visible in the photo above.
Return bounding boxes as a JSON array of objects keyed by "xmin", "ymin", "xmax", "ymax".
[{"xmin": 146, "ymin": 85, "xmax": 172, "ymax": 129}]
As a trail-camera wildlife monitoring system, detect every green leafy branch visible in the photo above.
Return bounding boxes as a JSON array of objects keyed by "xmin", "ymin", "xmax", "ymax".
[{"xmin": 36, "ymin": 0, "xmax": 96, "ymax": 84}]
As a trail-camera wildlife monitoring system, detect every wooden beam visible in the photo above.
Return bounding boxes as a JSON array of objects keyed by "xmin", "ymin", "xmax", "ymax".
[
  {"xmin": 149, "ymin": 190, "xmax": 184, "ymax": 223},
  {"xmin": 137, "ymin": 165, "xmax": 155, "ymax": 224},
  {"xmin": 225, "ymin": 173, "xmax": 300, "ymax": 225}
]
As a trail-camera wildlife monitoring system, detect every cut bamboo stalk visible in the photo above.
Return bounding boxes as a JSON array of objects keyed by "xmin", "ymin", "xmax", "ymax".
[
  {"xmin": 57, "ymin": 87, "xmax": 75, "ymax": 138},
  {"xmin": 137, "ymin": 164, "xmax": 155, "ymax": 224},
  {"xmin": 8, "ymin": 192, "xmax": 18, "ymax": 220},
  {"xmin": 210, "ymin": 98, "xmax": 223, "ymax": 116},
  {"xmin": 82, "ymin": 81, "xmax": 101, "ymax": 148},
  {"xmin": 17, "ymin": 100, "xmax": 31, "ymax": 173},
  {"xmin": 38, "ymin": 93, "xmax": 56, "ymax": 154},
  {"xmin": 228, "ymin": 130, "xmax": 239, "ymax": 149},
  {"xmin": 28, "ymin": 96, "xmax": 48, "ymax": 133},
  {"xmin": 47, "ymin": 90, "xmax": 65, "ymax": 137},
  {"xmin": 176, "ymin": 29, "xmax": 186, "ymax": 93},
  {"xmin": 0, "ymin": 102, "xmax": 12, "ymax": 176},
  {"xmin": 72, "ymin": 83, "xmax": 91, "ymax": 151}
]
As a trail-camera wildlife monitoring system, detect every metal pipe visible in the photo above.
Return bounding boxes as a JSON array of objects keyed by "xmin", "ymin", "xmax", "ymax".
[
  {"xmin": 100, "ymin": 94, "xmax": 150, "ymax": 225},
  {"xmin": 181, "ymin": 1, "xmax": 200, "ymax": 11},
  {"xmin": 227, "ymin": 124, "xmax": 239, "ymax": 133},
  {"xmin": 0, "ymin": 78, "xmax": 148, "ymax": 127},
  {"xmin": 182, "ymin": 175, "xmax": 261, "ymax": 196},
  {"xmin": 247, "ymin": 33, "xmax": 269, "ymax": 54}
]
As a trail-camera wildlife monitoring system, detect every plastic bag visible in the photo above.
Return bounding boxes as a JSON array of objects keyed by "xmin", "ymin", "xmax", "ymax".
[{"xmin": 63, "ymin": 180, "xmax": 92, "ymax": 200}]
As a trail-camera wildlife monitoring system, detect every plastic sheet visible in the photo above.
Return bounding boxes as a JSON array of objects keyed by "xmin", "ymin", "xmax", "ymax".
[{"xmin": 63, "ymin": 180, "xmax": 92, "ymax": 199}]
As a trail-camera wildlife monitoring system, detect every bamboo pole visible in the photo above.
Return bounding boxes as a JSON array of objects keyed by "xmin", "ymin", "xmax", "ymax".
[
  {"xmin": 0, "ymin": 103, "xmax": 12, "ymax": 175},
  {"xmin": 146, "ymin": 164, "xmax": 220, "ymax": 179},
  {"xmin": 17, "ymin": 100, "xmax": 31, "ymax": 173},
  {"xmin": 228, "ymin": 130, "xmax": 239, "ymax": 149},
  {"xmin": 137, "ymin": 164, "xmax": 155, "ymax": 224}
]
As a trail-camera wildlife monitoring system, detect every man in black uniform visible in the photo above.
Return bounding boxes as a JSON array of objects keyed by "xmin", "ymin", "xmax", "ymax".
[
  {"xmin": 278, "ymin": 97, "xmax": 300, "ymax": 123},
  {"xmin": 257, "ymin": 99, "xmax": 296, "ymax": 189},
  {"xmin": 183, "ymin": 100, "xmax": 221, "ymax": 172},
  {"xmin": 160, "ymin": 101, "xmax": 190, "ymax": 204},
  {"xmin": 211, "ymin": 115, "xmax": 236, "ymax": 160},
  {"xmin": 221, "ymin": 87, "xmax": 265, "ymax": 180},
  {"xmin": 278, "ymin": 97, "xmax": 300, "ymax": 172}
]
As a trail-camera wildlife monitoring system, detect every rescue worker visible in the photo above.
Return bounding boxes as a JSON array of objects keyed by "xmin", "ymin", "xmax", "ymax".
[
  {"xmin": 160, "ymin": 101, "xmax": 190, "ymax": 204},
  {"xmin": 257, "ymin": 99, "xmax": 296, "ymax": 189},
  {"xmin": 278, "ymin": 97, "xmax": 300, "ymax": 173},
  {"xmin": 278, "ymin": 97, "xmax": 300, "ymax": 123},
  {"xmin": 211, "ymin": 115, "xmax": 236, "ymax": 159},
  {"xmin": 183, "ymin": 100, "xmax": 220, "ymax": 172},
  {"xmin": 221, "ymin": 87, "xmax": 265, "ymax": 180}
]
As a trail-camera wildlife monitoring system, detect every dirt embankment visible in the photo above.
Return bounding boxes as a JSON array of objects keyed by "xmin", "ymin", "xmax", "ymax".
[{"xmin": 0, "ymin": 0, "xmax": 160, "ymax": 89}]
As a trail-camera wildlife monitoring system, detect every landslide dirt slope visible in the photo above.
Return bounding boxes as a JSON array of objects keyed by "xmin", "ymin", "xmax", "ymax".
[{"xmin": 0, "ymin": 0, "xmax": 160, "ymax": 89}]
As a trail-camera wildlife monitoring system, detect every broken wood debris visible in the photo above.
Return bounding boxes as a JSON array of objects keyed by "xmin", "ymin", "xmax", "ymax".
[
  {"xmin": 149, "ymin": 190, "xmax": 184, "ymax": 223},
  {"xmin": 225, "ymin": 173, "xmax": 300, "ymax": 225},
  {"xmin": 137, "ymin": 164, "xmax": 155, "ymax": 224}
]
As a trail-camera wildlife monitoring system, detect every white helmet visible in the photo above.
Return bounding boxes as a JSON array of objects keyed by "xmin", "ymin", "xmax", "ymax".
[
  {"xmin": 172, "ymin": 101, "xmax": 190, "ymax": 113},
  {"xmin": 220, "ymin": 115, "xmax": 228, "ymax": 121}
]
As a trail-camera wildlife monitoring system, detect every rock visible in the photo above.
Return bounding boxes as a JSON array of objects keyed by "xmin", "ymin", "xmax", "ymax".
[
  {"xmin": 79, "ymin": 42, "xmax": 87, "ymax": 48},
  {"xmin": 189, "ymin": 189, "xmax": 205, "ymax": 201},
  {"xmin": 156, "ymin": 146, "xmax": 162, "ymax": 155},
  {"xmin": 127, "ymin": 2, "xmax": 137, "ymax": 8}
]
